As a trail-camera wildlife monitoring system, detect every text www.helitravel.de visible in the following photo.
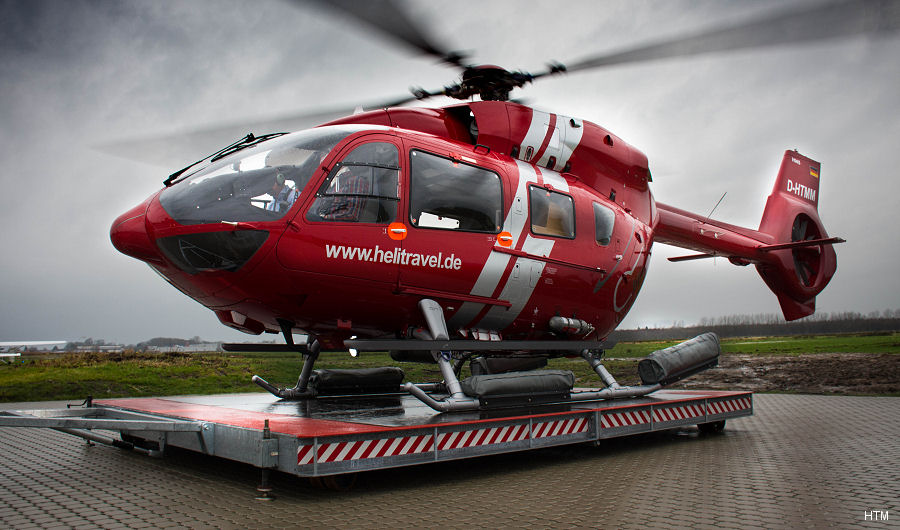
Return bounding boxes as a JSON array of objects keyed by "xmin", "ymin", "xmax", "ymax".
[{"xmin": 325, "ymin": 244, "xmax": 462, "ymax": 270}]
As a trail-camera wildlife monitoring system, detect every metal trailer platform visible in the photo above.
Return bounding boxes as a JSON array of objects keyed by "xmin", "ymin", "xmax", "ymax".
[{"xmin": 0, "ymin": 389, "xmax": 752, "ymax": 483}]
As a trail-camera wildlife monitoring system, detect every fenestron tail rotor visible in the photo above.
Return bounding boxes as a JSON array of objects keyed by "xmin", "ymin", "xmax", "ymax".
[{"xmin": 791, "ymin": 214, "xmax": 823, "ymax": 288}]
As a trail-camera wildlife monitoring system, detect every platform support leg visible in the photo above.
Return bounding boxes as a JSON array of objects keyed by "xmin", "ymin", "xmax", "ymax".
[
  {"xmin": 256, "ymin": 419, "xmax": 276, "ymax": 500},
  {"xmin": 256, "ymin": 468, "xmax": 275, "ymax": 501}
]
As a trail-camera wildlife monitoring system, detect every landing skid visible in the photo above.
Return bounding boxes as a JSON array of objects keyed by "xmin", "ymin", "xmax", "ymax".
[
  {"xmin": 248, "ymin": 319, "xmax": 320, "ymax": 399},
  {"xmin": 238, "ymin": 300, "xmax": 721, "ymax": 413}
]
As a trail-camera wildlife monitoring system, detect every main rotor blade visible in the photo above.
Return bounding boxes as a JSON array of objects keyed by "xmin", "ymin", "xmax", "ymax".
[
  {"xmin": 563, "ymin": 0, "xmax": 899, "ymax": 74},
  {"xmin": 304, "ymin": 0, "xmax": 465, "ymax": 67},
  {"xmin": 97, "ymin": 95, "xmax": 418, "ymax": 168}
]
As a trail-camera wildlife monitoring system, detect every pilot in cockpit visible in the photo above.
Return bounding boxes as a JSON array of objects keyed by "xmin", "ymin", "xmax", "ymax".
[{"xmin": 267, "ymin": 172, "xmax": 298, "ymax": 213}]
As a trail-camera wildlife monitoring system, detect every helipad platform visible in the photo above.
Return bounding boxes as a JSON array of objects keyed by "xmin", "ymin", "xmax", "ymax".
[
  {"xmin": 66, "ymin": 389, "xmax": 754, "ymax": 478},
  {"xmin": 6, "ymin": 394, "xmax": 899, "ymax": 527}
]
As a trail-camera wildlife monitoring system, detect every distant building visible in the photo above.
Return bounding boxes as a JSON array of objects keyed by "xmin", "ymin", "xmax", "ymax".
[{"xmin": 0, "ymin": 341, "xmax": 67, "ymax": 352}]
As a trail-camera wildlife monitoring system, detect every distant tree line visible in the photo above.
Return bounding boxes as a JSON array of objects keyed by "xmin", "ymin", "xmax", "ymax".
[
  {"xmin": 65, "ymin": 336, "xmax": 211, "ymax": 352},
  {"xmin": 135, "ymin": 336, "xmax": 207, "ymax": 350},
  {"xmin": 611, "ymin": 309, "xmax": 900, "ymax": 342},
  {"xmin": 64, "ymin": 337, "xmax": 111, "ymax": 351}
]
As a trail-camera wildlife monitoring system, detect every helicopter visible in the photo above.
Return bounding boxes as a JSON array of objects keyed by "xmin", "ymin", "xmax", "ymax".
[{"xmin": 108, "ymin": 0, "xmax": 882, "ymax": 412}]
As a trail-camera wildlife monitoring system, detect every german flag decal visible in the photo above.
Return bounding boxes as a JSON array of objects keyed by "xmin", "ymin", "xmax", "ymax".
[{"xmin": 810, "ymin": 166, "xmax": 819, "ymax": 179}]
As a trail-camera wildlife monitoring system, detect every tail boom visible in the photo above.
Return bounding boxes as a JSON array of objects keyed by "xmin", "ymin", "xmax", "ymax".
[
  {"xmin": 654, "ymin": 203, "xmax": 773, "ymax": 261},
  {"xmin": 654, "ymin": 150, "xmax": 840, "ymax": 320}
]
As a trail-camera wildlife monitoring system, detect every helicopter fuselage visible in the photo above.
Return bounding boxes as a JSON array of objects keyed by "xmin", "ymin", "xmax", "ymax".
[{"xmin": 111, "ymin": 102, "xmax": 657, "ymax": 349}]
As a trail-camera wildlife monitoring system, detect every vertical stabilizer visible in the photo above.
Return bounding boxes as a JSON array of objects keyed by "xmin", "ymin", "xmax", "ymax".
[{"xmin": 755, "ymin": 151, "xmax": 837, "ymax": 320}]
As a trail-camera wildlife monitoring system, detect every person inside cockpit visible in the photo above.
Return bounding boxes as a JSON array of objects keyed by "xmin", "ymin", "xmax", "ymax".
[
  {"xmin": 267, "ymin": 172, "xmax": 298, "ymax": 213},
  {"xmin": 317, "ymin": 167, "xmax": 371, "ymax": 221}
]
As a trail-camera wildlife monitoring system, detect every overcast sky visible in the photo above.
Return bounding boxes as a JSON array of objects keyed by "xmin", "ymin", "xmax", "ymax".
[{"xmin": 1, "ymin": 0, "xmax": 898, "ymax": 344}]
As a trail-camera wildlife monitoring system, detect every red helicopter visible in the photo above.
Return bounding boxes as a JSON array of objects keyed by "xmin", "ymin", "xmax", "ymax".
[{"xmin": 109, "ymin": 0, "xmax": 866, "ymax": 411}]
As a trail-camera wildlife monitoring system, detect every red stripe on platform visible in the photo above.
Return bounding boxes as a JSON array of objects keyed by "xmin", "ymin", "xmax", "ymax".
[
  {"xmin": 306, "ymin": 434, "xmax": 437, "ymax": 464},
  {"xmin": 359, "ymin": 439, "xmax": 379, "ymax": 460},
  {"xmin": 297, "ymin": 445, "xmax": 314, "ymax": 465}
]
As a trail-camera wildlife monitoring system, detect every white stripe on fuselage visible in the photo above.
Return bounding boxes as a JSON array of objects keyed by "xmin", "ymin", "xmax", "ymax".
[
  {"xmin": 518, "ymin": 110, "xmax": 585, "ymax": 174},
  {"xmin": 446, "ymin": 161, "xmax": 538, "ymax": 329},
  {"xmin": 553, "ymin": 117, "xmax": 584, "ymax": 172},
  {"xmin": 519, "ymin": 109, "xmax": 551, "ymax": 162},
  {"xmin": 540, "ymin": 169, "xmax": 569, "ymax": 192},
  {"xmin": 472, "ymin": 165, "xmax": 571, "ymax": 330},
  {"xmin": 451, "ymin": 107, "xmax": 584, "ymax": 332},
  {"xmin": 476, "ymin": 235, "xmax": 554, "ymax": 331}
]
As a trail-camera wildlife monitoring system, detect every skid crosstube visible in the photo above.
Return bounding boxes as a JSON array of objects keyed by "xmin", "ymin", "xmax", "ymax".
[{"xmin": 93, "ymin": 389, "xmax": 752, "ymax": 477}]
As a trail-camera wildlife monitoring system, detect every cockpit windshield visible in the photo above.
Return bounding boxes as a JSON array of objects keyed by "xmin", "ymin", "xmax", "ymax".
[{"xmin": 159, "ymin": 126, "xmax": 369, "ymax": 225}]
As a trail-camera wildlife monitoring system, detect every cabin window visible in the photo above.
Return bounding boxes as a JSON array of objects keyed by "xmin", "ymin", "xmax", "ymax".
[
  {"xmin": 529, "ymin": 186, "xmax": 575, "ymax": 238},
  {"xmin": 307, "ymin": 142, "xmax": 400, "ymax": 223},
  {"xmin": 409, "ymin": 150, "xmax": 502, "ymax": 233},
  {"xmin": 593, "ymin": 202, "xmax": 616, "ymax": 246}
]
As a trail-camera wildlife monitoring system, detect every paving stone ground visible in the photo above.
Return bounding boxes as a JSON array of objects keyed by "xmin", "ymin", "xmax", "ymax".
[{"xmin": 1, "ymin": 394, "xmax": 897, "ymax": 529}]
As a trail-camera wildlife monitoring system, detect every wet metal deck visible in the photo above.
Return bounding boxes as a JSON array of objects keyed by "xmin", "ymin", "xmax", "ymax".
[
  {"xmin": 2, "ymin": 394, "xmax": 897, "ymax": 528},
  {"xmin": 98, "ymin": 389, "xmax": 748, "ymax": 431}
]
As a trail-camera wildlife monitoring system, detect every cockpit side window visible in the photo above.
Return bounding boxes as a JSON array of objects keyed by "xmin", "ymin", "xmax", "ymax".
[{"xmin": 306, "ymin": 142, "xmax": 400, "ymax": 224}]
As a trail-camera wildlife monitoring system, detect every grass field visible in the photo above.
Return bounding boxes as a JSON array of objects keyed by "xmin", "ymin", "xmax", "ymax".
[
  {"xmin": 609, "ymin": 332, "xmax": 900, "ymax": 357},
  {"xmin": 1, "ymin": 332, "xmax": 897, "ymax": 402}
]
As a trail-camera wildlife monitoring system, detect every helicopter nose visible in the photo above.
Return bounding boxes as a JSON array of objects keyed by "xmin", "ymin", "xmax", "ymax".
[{"xmin": 110, "ymin": 199, "xmax": 162, "ymax": 264}]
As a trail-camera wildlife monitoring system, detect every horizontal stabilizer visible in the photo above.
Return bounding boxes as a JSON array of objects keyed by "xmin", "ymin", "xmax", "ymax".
[
  {"xmin": 757, "ymin": 237, "xmax": 845, "ymax": 252},
  {"xmin": 670, "ymin": 236, "xmax": 845, "ymax": 262},
  {"xmin": 668, "ymin": 253, "xmax": 715, "ymax": 262}
]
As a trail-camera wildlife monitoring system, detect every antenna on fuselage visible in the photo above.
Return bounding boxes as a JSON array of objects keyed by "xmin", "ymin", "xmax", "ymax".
[{"xmin": 703, "ymin": 192, "xmax": 727, "ymax": 224}]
